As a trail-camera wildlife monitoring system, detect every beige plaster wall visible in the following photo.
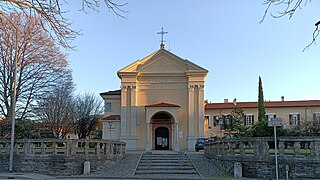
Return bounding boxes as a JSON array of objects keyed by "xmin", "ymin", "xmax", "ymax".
[
  {"xmin": 102, "ymin": 95, "xmax": 121, "ymax": 116},
  {"xmin": 136, "ymin": 86, "xmax": 189, "ymax": 150},
  {"xmin": 205, "ymin": 106, "xmax": 320, "ymax": 137}
]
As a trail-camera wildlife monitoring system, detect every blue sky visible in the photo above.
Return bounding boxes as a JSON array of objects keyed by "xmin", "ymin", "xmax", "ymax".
[{"xmin": 64, "ymin": 1, "xmax": 320, "ymax": 103}]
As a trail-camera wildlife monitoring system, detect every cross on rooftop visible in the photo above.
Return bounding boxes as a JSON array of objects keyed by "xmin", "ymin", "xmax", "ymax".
[{"xmin": 157, "ymin": 27, "xmax": 168, "ymax": 49}]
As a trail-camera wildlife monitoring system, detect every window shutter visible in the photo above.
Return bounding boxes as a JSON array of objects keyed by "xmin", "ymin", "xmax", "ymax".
[
  {"xmin": 274, "ymin": 114, "xmax": 276, "ymax": 118},
  {"xmin": 244, "ymin": 116, "xmax": 247, "ymax": 126},
  {"xmin": 313, "ymin": 113, "xmax": 316, "ymax": 121},
  {"xmin": 297, "ymin": 114, "xmax": 300, "ymax": 125},
  {"xmin": 213, "ymin": 116, "xmax": 217, "ymax": 126},
  {"xmin": 289, "ymin": 114, "xmax": 292, "ymax": 125},
  {"xmin": 205, "ymin": 116, "xmax": 210, "ymax": 127},
  {"xmin": 266, "ymin": 115, "xmax": 269, "ymax": 121},
  {"xmin": 252, "ymin": 115, "xmax": 254, "ymax": 125}
]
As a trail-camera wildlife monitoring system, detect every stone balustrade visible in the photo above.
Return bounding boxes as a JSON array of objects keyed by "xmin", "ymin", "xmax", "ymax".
[
  {"xmin": 205, "ymin": 137, "xmax": 320, "ymax": 159},
  {"xmin": 204, "ymin": 137, "xmax": 320, "ymax": 179},
  {"xmin": 0, "ymin": 139, "xmax": 126, "ymax": 157},
  {"xmin": 0, "ymin": 139, "xmax": 126, "ymax": 174}
]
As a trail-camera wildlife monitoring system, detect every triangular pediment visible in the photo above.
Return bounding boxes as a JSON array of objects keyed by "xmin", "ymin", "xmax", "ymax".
[
  {"xmin": 118, "ymin": 49, "xmax": 208, "ymax": 77},
  {"xmin": 137, "ymin": 50, "xmax": 187, "ymax": 73}
]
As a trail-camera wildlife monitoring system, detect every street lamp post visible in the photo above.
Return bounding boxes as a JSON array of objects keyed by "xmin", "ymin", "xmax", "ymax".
[{"xmin": 9, "ymin": 27, "xmax": 19, "ymax": 172}]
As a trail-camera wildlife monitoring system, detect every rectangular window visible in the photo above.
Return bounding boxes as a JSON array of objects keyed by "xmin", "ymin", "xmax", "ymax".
[
  {"xmin": 204, "ymin": 115, "xmax": 212, "ymax": 129},
  {"xmin": 205, "ymin": 115, "xmax": 210, "ymax": 129},
  {"xmin": 266, "ymin": 113, "xmax": 276, "ymax": 121},
  {"xmin": 213, "ymin": 116, "xmax": 218, "ymax": 126},
  {"xmin": 222, "ymin": 114, "xmax": 231, "ymax": 125},
  {"xmin": 289, "ymin": 113, "xmax": 300, "ymax": 126},
  {"xmin": 313, "ymin": 112, "xmax": 320, "ymax": 123},
  {"xmin": 105, "ymin": 102, "xmax": 112, "ymax": 111},
  {"xmin": 244, "ymin": 115, "xmax": 254, "ymax": 126}
]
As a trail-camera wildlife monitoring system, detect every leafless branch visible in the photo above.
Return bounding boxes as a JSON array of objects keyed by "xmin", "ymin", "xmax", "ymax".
[
  {"xmin": 0, "ymin": 13, "xmax": 70, "ymax": 120},
  {"xmin": 35, "ymin": 75, "xmax": 75, "ymax": 138},
  {"xmin": 74, "ymin": 93, "xmax": 102, "ymax": 139},
  {"xmin": 260, "ymin": 0, "xmax": 318, "ymax": 51},
  {"xmin": 303, "ymin": 21, "xmax": 320, "ymax": 52},
  {"xmin": 81, "ymin": 0, "xmax": 100, "ymax": 13},
  {"xmin": 260, "ymin": 0, "xmax": 309, "ymax": 23},
  {"xmin": 104, "ymin": 0, "xmax": 128, "ymax": 19},
  {"xmin": 0, "ymin": 0, "xmax": 128, "ymax": 49}
]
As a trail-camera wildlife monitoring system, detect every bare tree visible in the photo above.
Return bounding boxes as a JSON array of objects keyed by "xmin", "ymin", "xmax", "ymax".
[
  {"xmin": 74, "ymin": 93, "xmax": 102, "ymax": 139},
  {"xmin": 287, "ymin": 114, "xmax": 320, "ymax": 136},
  {"xmin": 35, "ymin": 72, "xmax": 75, "ymax": 139},
  {"xmin": 0, "ymin": 13, "xmax": 70, "ymax": 121},
  {"xmin": 260, "ymin": 0, "xmax": 319, "ymax": 51},
  {"xmin": 302, "ymin": 118, "xmax": 320, "ymax": 136},
  {"xmin": 0, "ymin": 0, "xmax": 127, "ymax": 49},
  {"xmin": 0, "ymin": 1, "xmax": 126, "ymax": 171}
]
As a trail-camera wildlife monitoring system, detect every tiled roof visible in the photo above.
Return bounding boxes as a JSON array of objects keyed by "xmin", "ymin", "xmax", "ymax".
[
  {"xmin": 100, "ymin": 90, "xmax": 121, "ymax": 96},
  {"xmin": 145, "ymin": 102, "xmax": 180, "ymax": 107},
  {"xmin": 205, "ymin": 100, "xmax": 320, "ymax": 109},
  {"xmin": 101, "ymin": 115, "xmax": 121, "ymax": 120}
]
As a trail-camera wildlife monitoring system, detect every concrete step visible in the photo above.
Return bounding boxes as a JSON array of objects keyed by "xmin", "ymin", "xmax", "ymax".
[
  {"xmin": 138, "ymin": 162, "xmax": 192, "ymax": 166},
  {"xmin": 137, "ymin": 165, "xmax": 194, "ymax": 170},
  {"xmin": 134, "ymin": 169, "xmax": 198, "ymax": 174},
  {"xmin": 134, "ymin": 174, "xmax": 201, "ymax": 179},
  {"xmin": 139, "ymin": 159, "xmax": 190, "ymax": 163},
  {"xmin": 134, "ymin": 152, "xmax": 200, "ymax": 178},
  {"xmin": 140, "ymin": 156, "xmax": 186, "ymax": 159}
]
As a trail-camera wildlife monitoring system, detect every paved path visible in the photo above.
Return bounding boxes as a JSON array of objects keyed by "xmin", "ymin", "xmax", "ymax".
[{"xmin": 0, "ymin": 172, "xmax": 55, "ymax": 179}]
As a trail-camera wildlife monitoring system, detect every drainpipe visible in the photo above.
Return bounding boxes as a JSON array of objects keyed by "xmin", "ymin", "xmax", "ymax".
[{"xmin": 305, "ymin": 105, "xmax": 310, "ymax": 122}]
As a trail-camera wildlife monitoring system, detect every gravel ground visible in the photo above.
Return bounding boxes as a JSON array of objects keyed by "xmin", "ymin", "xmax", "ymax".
[
  {"xmin": 77, "ymin": 153, "xmax": 142, "ymax": 178},
  {"xmin": 187, "ymin": 152, "xmax": 229, "ymax": 179}
]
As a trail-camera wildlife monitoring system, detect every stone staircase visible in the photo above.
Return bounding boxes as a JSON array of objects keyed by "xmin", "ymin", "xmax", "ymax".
[{"xmin": 134, "ymin": 151, "xmax": 201, "ymax": 179}]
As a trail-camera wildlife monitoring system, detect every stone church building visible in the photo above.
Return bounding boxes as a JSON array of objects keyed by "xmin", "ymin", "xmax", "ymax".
[{"xmin": 100, "ymin": 44, "xmax": 208, "ymax": 151}]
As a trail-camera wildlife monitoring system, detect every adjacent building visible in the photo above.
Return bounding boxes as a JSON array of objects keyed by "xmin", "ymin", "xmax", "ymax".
[{"xmin": 205, "ymin": 98, "xmax": 320, "ymax": 138}]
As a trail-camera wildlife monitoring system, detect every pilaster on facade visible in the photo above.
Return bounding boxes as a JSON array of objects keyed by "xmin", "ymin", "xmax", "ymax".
[
  {"xmin": 146, "ymin": 122, "xmax": 151, "ymax": 151},
  {"xmin": 187, "ymin": 83, "xmax": 196, "ymax": 151},
  {"xmin": 198, "ymin": 84, "xmax": 205, "ymax": 137},
  {"xmin": 130, "ymin": 84, "xmax": 137, "ymax": 139},
  {"xmin": 121, "ymin": 83, "xmax": 138, "ymax": 150},
  {"xmin": 173, "ymin": 123, "xmax": 180, "ymax": 151},
  {"xmin": 187, "ymin": 82, "xmax": 206, "ymax": 151},
  {"xmin": 188, "ymin": 84, "xmax": 195, "ymax": 138}
]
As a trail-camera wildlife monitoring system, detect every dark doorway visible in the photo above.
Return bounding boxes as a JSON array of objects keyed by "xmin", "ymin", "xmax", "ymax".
[{"xmin": 155, "ymin": 127, "xmax": 169, "ymax": 150}]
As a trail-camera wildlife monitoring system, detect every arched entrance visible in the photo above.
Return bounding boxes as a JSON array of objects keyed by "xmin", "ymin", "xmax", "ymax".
[
  {"xmin": 151, "ymin": 112, "xmax": 173, "ymax": 150},
  {"xmin": 155, "ymin": 127, "xmax": 169, "ymax": 150}
]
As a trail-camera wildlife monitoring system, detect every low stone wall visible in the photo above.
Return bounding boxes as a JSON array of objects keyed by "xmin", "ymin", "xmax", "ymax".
[
  {"xmin": 0, "ymin": 139, "xmax": 126, "ymax": 175},
  {"xmin": 205, "ymin": 137, "xmax": 320, "ymax": 179}
]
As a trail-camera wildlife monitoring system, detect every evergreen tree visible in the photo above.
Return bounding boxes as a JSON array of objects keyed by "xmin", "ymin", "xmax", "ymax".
[
  {"xmin": 250, "ymin": 76, "xmax": 273, "ymax": 137},
  {"xmin": 222, "ymin": 106, "xmax": 248, "ymax": 137},
  {"xmin": 258, "ymin": 76, "xmax": 266, "ymax": 122}
]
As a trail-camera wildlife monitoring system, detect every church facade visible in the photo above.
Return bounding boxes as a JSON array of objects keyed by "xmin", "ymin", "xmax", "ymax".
[{"xmin": 100, "ymin": 46, "xmax": 208, "ymax": 151}]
